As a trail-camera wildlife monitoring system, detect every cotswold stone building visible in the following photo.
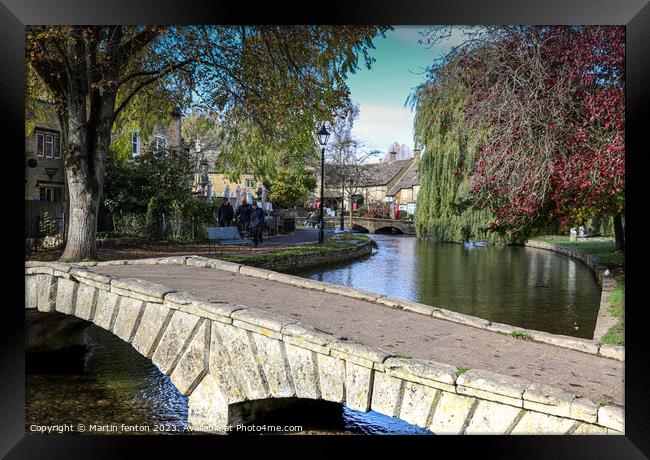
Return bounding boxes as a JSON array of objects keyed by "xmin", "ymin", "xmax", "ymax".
[
  {"xmin": 319, "ymin": 149, "xmax": 421, "ymax": 212},
  {"xmin": 25, "ymin": 103, "xmax": 184, "ymax": 204},
  {"xmin": 189, "ymin": 142, "xmax": 261, "ymax": 205},
  {"xmin": 25, "ymin": 101, "xmax": 66, "ymax": 203},
  {"xmin": 126, "ymin": 107, "xmax": 183, "ymax": 161}
]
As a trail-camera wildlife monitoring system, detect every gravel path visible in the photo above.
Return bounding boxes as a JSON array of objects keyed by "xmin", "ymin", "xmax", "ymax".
[{"xmin": 92, "ymin": 264, "xmax": 624, "ymax": 406}]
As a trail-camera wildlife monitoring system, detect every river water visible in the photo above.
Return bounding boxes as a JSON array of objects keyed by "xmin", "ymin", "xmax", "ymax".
[
  {"xmin": 297, "ymin": 234, "xmax": 601, "ymax": 339},
  {"xmin": 26, "ymin": 234, "xmax": 601, "ymax": 435}
]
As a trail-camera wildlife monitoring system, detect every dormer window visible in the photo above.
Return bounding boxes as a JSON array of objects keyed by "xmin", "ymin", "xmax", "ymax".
[{"xmin": 131, "ymin": 131, "xmax": 140, "ymax": 158}]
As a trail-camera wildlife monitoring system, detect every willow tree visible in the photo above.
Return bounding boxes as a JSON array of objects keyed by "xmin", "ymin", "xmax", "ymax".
[
  {"xmin": 26, "ymin": 25, "xmax": 387, "ymax": 261},
  {"xmin": 410, "ymin": 72, "xmax": 512, "ymax": 244}
]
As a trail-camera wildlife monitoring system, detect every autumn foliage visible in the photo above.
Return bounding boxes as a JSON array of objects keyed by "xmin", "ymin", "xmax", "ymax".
[{"xmin": 415, "ymin": 26, "xmax": 624, "ymax": 246}]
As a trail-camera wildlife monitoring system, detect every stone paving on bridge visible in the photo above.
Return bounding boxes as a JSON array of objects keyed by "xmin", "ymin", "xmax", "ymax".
[{"xmin": 90, "ymin": 263, "xmax": 623, "ymax": 407}]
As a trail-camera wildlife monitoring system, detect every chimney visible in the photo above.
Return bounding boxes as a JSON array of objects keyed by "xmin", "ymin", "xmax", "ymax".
[
  {"xmin": 388, "ymin": 150, "xmax": 397, "ymax": 163},
  {"xmin": 413, "ymin": 147, "xmax": 420, "ymax": 162}
]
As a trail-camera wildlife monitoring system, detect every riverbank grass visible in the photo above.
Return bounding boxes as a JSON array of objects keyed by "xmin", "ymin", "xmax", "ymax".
[{"xmin": 530, "ymin": 235, "xmax": 624, "ymax": 345}]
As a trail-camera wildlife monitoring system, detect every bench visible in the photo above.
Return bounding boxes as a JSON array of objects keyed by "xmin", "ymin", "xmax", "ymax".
[{"xmin": 205, "ymin": 227, "xmax": 253, "ymax": 254}]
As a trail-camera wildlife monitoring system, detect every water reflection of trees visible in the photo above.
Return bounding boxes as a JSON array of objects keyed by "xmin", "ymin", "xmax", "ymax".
[{"xmin": 413, "ymin": 242, "xmax": 599, "ymax": 337}]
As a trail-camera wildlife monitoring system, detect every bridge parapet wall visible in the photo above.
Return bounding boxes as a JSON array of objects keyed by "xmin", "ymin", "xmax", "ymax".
[
  {"xmin": 351, "ymin": 217, "xmax": 416, "ymax": 234},
  {"xmin": 25, "ymin": 258, "xmax": 623, "ymax": 435}
]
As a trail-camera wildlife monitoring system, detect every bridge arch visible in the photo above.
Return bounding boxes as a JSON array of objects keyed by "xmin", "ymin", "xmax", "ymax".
[
  {"xmin": 374, "ymin": 226, "xmax": 405, "ymax": 235},
  {"xmin": 24, "ymin": 259, "xmax": 617, "ymax": 435},
  {"xmin": 351, "ymin": 223, "xmax": 370, "ymax": 233}
]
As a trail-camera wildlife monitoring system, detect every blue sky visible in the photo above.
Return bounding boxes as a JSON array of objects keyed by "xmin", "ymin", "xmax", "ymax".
[{"xmin": 346, "ymin": 26, "xmax": 464, "ymax": 153}]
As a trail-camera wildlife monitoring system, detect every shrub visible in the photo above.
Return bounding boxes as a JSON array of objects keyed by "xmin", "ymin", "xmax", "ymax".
[
  {"xmin": 113, "ymin": 213, "xmax": 147, "ymax": 237},
  {"xmin": 39, "ymin": 212, "xmax": 60, "ymax": 237}
]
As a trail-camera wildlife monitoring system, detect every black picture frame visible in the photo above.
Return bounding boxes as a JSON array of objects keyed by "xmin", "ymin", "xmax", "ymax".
[{"xmin": 3, "ymin": 0, "xmax": 648, "ymax": 457}]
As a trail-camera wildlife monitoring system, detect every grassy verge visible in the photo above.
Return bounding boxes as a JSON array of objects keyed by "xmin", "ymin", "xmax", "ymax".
[
  {"xmin": 529, "ymin": 235, "xmax": 624, "ymax": 268},
  {"xmin": 601, "ymin": 275, "xmax": 625, "ymax": 345},
  {"xmin": 530, "ymin": 235, "xmax": 624, "ymax": 345}
]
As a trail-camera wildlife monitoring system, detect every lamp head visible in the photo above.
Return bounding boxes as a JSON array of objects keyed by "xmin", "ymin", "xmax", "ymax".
[{"xmin": 317, "ymin": 123, "xmax": 330, "ymax": 147}]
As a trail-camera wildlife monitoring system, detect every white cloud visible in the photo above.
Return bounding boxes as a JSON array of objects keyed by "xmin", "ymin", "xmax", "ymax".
[{"xmin": 352, "ymin": 104, "xmax": 415, "ymax": 152}]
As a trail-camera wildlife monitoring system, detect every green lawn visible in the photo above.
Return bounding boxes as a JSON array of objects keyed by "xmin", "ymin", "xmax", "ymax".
[
  {"xmin": 221, "ymin": 236, "xmax": 368, "ymax": 266},
  {"xmin": 530, "ymin": 235, "xmax": 624, "ymax": 345}
]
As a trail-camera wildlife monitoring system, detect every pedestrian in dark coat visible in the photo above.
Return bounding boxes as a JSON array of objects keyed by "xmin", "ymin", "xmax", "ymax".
[
  {"xmin": 235, "ymin": 196, "xmax": 252, "ymax": 234},
  {"xmin": 218, "ymin": 197, "xmax": 234, "ymax": 227},
  {"xmin": 250, "ymin": 202, "xmax": 265, "ymax": 246}
]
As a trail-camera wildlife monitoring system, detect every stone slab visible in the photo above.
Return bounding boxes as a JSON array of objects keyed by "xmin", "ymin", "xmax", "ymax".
[
  {"xmin": 572, "ymin": 422, "xmax": 609, "ymax": 435},
  {"xmin": 370, "ymin": 372, "xmax": 404, "ymax": 418},
  {"xmin": 132, "ymin": 303, "xmax": 173, "ymax": 357},
  {"xmin": 384, "ymin": 357, "xmax": 457, "ymax": 392},
  {"xmin": 510, "ymin": 411, "xmax": 576, "ymax": 434},
  {"xmin": 112, "ymin": 297, "xmax": 145, "ymax": 343},
  {"xmin": 429, "ymin": 392, "xmax": 475, "ymax": 434},
  {"xmin": 252, "ymin": 333, "xmax": 294, "ymax": 398},
  {"xmin": 464, "ymin": 400, "xmax": 522, "ymax": 434},
  {"xmin": 171, "ymin": 320, "xmax": 210, "ymax": 396},
  {"xmin": 285, "ymin": 343, "xmax": 320, "ymax": 400},
  {"xmin": 231, "ymin": 307, "xmax": 296, "ymax": 333},
  {"xmin": 54, "ymin": 278, "xmax": 77, "ymax": 315},
  {"xmin": 522, "ymin": 382, "xmax": 575, "ymax": 417},
  {"xmin": 317, "ymin": 354, "xmax": 345, "ymax": 403},
  {"xmin": 458, "ymin": 369, "xmax": 528, "ymax": 396},
  {"xmin": 570, "ymin": 397, "xmax": 599, "ymax": 424},
  {"xmin": 208, "ymin": 322, "xmax": 247, "ymax": 404},
  {"xmin": 111, "ymin": 277, "xmax": 174, "ymax": 302},
  {"xmin": 36, "ymin": 274, "xmax": 57, "ymax": 312},
  {"xmin": 345, "ymin": 362, "xmax": 373, "ymax": 412},
  {"xmin": 25, "ymin": 276, "xmax": 38, "ymax": 309},
  {"xmin": 93, "ymin": 290, "xmax": 120, "ymax": 331},
  {"xmin": 152, "ymin": 310, "xmax": 201, "ymax": 375},
  {"xmin": 74, "ymin": 283, "xmax": 98, "ymax": 321},
  {"xmin": 598, "ymin": 405, "xmax": 624, "ymax": 432},
  {"xmin": 399, "ymin": 381, "xmax": 438, "ymax": 428},
  {"xmin": 187, "ymin": 373, "xmax": 230, "ymax": 432},
  {"xmin": 212, "ymin": 321, "xmax": 269, "ymax": 400},
  {"xmin": 599, "ymin": 344, "xmax": 624, "ymax": 361}
]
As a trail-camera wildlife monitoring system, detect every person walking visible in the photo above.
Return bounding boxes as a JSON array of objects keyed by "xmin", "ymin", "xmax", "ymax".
[
  {"xmin": 217, "ymin": 197, "xmax": 234, "ymax": 227},
  {"xmin": 235, "ymin": 196, "xmax": 252, "ymax": 235},
  {"xmin": 250, "ymin": 201, "xmax": 265, "ymax": 247}
]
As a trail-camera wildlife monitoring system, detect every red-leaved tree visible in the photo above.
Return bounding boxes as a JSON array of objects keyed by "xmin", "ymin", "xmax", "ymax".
[{"xmin": 421, "ymin": 26, "xmax": 625, "ymax": 249}]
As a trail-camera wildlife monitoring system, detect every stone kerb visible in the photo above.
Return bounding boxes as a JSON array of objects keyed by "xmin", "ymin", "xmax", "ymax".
[{"xmin": 25, "ymin": 259, "xmax": 623, "ymax": 434}]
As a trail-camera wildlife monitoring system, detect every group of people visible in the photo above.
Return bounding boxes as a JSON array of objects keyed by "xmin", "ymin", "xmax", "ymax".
[{"xmin": 217, "ymin": 196, "xmax": 265, "ymax": 246}]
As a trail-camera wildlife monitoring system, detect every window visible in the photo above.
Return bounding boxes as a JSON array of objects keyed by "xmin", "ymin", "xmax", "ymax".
[
  {"xmin": 36, "ymin": 133, "xmax": 44, "ymax": 157},
  {"xmin": 245, "ymin": 178, "xmax": 255, "ymax": 188},
  {"xmin": 154, "ymin": 134, "xmax": 168, "ymax": 151},
  {"xmin": 39, "ymin": 185, "xmax": 63, "ymax": 202},
  {"xmin": 45, "ymin": 134, "xmax": 54, "ymax": 158},
  {"xmin": 54, "ymin": 136, "xmax": 61, "ymax": 158},
  {"xmin": 131, "ymin": 131, "xmax": 140, "ymax": 158},
  {"xmin": 35, "ymin": 130, "xmax": 61, "ymax": 159}
]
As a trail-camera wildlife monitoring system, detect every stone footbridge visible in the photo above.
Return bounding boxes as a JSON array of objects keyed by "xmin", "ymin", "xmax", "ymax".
[
  {"xmin": 25, "ymin": 256, "xmax": 624, "ymax": 434},
  {"xmin": 350, "ymin": 217, "xmax": 416, "ymax": 234}
]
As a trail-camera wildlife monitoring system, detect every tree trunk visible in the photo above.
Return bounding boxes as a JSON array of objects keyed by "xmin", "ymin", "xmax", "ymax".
[
  {"xmin": 59, "ymin": 87, "xmax": 115, "ymax": 261},
  {"xmin": 348, "ymin": 200, "xmax": 353, "ymax": 235},
  {"xmin": 613, "ymin": 213, "xmax": 625, "ymax": 252},
  {"xmin": 61, "ymin": 181, "xmax": 100, "ymax": 260}
]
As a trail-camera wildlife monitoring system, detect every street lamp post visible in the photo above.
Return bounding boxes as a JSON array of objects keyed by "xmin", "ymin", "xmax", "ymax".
[{"xmin": 317, "ymin": 123, "xmax": 330, "ymax": 244}]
